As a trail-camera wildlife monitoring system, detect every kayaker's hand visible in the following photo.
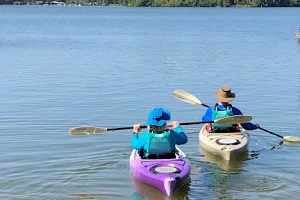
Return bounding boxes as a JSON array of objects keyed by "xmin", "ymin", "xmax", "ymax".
[
  {"xmin": 133, "ymin": 124, "xmax": 141, "ymax": 134},
  {"xmin": 172, "ymin": 121, "xmax": 180, "ymax": 129}
]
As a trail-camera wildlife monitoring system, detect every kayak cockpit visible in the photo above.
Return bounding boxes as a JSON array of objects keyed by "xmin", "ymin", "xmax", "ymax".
[
  {"xmin": 205, "ymin": 123, "xmax": 241, "ymax": 133},
  {"xmin": 138, "ymin": 149, "xmax": 179, "ymax": 159}
]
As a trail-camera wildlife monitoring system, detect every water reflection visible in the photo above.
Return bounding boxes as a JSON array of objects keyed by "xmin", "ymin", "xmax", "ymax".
[
  {"xmin": 131, "ymin": 175, "xmax": 190, "ymax": 200},
  {"xmin": 73, "ymin": 194, "xmax": 120, "ymax": 200},
  {"xmin": 199, "ymin": 146, "xmax": 248, "ymax": 172},
  {"xmin": 198, "ymin": 146, "xmax": 250, "ymax": 200}
]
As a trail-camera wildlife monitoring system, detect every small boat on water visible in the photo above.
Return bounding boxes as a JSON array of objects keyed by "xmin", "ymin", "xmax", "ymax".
[
  {"xmin": 130, "ymin": 146, "xmax": 191, "ymax": 196},
  {"xmin": 199, "ymin": 124, "xmax": 250, "ymax": 161}
]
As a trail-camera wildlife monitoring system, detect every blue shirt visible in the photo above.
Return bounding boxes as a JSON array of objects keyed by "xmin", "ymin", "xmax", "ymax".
[
  {"xmin": 202, "ymin": 104, "xmax": 257, "ymax": 130},
  {"xmin": 131, "ymin": 126, "xmax": 188, "ymax": 151}
]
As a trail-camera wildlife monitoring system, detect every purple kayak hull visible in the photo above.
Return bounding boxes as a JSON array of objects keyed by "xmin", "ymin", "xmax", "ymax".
[{"xmin": 130, "ymin": 146, "xmax": 191, "ymax": 196}]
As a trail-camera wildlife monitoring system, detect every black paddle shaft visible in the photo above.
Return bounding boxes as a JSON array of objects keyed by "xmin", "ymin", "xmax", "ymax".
[
  {"xmin": 107, "ymin": 125, "xmax": 147, "ymax": 132},
  {"xmin": 258, "ymin": 127, "xmax": 283, "ymax": 138},
  {"xmin": 201, "ymin": 103, "xmax": 210, "ymax": 108},
  {"xmin": 106, "ymin": 121, "xmax": 213, "ymax": 132},
  {"xmin": 180, "ymin": 121, "xmax": 212, "ymax": 126}
]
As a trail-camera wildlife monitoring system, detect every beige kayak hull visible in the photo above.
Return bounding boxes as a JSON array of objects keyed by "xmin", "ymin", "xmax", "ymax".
[{"xmin": 199, "ymin": 124, "xmax": 250, "ymax": 161}]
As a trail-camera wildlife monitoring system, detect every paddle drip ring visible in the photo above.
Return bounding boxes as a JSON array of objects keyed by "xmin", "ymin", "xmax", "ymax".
[
  {"xmin": 151, "ymin": 166, "xmax": 180, "ymax": 174},
  {"xmin": 216, "ymin": 138, "xmax": 240, "ymax": 145}
]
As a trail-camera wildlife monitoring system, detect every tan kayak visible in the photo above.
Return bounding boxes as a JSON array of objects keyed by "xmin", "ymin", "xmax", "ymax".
[{"xmin": 199, "ymin": 124, "xmax": 250, "ymax": 161}]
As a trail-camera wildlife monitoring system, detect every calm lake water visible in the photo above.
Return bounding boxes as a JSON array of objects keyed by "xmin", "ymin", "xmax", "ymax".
[{"xmin": 0, "ymin": 6, "xmax": 300, "ymax": 200}]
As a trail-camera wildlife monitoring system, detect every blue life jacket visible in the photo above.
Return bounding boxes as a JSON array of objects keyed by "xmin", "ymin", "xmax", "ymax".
[
  {"xmin": 146, "ymin": 131, "xmax": 172, "ymax": 155},
  {"xmin": 212, "ymin": 104, "xmax": 233, "ymax": 129}
]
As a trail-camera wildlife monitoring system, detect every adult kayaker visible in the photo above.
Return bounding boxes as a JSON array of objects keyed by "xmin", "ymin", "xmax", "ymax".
[
  {"xmin": 202, "ymin": 85, "xmax": 259, "ymax": 133},
  {"xmin": 132, "ymin": 107, "xmax": 188, "ymax": 159}
]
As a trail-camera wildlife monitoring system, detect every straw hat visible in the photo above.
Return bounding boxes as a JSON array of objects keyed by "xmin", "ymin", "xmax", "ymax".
[{"xmin": 215, "ymin": 85, "xmax": 235, "ymax": 102}]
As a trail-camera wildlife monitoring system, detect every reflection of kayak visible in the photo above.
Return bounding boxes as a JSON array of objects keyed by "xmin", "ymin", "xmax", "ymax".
[
  {"xmin": 199, "ymin": 124, "xmax": 250, "ymax": 161},
  {"xmin": 131, "ymin": 175, "xmax": 169, "ymax": 200},
  {"xmin": 130, "ymin": 146, "xmax": 191, "ymax": 196},
  {"xmin": 199, "ymin": 146, "xmax": 247, "ymax": 171},
  {"xmin": 131, "ymin": 175, "xmax": 190, "ymax": 200}
]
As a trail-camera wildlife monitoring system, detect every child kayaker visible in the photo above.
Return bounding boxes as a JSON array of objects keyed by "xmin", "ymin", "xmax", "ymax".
[
  {"xmin": 202, "ymin": 85, "xmax": 259, "ymax": 133},
  {"xmin": 132, "ymin": 107, "xmax": 188, "ymax": 159}
]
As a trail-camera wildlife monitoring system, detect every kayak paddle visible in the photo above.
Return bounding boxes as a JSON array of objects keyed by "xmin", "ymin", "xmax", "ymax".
[
  {"xmin": 258, "ymin": 127, "xmax": 300, "ymax": 142},
  {"xmin": 172, "ymin": 89, "xmax": 300, "ymax": 143},
  {"xmin": 68, "ymin": 115, "xmax": 252, "ymax": 136},
  {"xmin": 172, "ymin": 89, "xmax": 209, "ymax": 108}
]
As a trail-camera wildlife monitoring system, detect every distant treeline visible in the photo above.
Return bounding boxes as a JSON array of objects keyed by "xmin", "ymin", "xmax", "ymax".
[{"xmin": 1, "ymin": 0, "xmax": 300, "ymax": 7}]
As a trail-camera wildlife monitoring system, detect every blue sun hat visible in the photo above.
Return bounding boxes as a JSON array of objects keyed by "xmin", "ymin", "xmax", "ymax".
[{"xmin": 146, "ymin": 108, "xmax": 171, "ymax": 126}]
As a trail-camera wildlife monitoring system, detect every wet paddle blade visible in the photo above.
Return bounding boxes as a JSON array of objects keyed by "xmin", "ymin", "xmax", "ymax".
[
  {"xmin": 216, "ymin": 115, "xmax": 252, "ymax": 124},
  {"xmin": 172, "ymin": 89, "xmax": 202, "ymax": 105},
  {"xmin": 283, "ymin": 136, "xmax": 300, "ymax": 142},
  {"xmin": 68, "ymin": 127, "xmax": 107, "ymax": 136}
]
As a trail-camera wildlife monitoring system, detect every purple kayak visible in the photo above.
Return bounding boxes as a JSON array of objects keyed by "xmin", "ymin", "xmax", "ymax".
[{"xmin": 130, "ymin": 146, "xmax": 191, "ymax": 196}]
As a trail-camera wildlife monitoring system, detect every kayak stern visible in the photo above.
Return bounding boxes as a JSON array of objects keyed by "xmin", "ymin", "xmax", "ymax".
[{"xmin": 130, "ymin": 147, "xmax": 191, "ymax": 196}]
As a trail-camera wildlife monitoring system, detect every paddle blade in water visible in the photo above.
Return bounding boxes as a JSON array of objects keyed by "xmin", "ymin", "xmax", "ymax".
[
  {"xmin": 216, "ymin": 115, "xmax": 252, "ymax": 124},
  {"xmin": 172, "ymin": 89, "xmax": 202, "ymax": 105},
  {"xmin": 283, "ymin": 136, "xmax": 300, "ymax": 142},
  {"xmin": 68, "ymin": 127, "xmax": 107, "ymax": 136}
]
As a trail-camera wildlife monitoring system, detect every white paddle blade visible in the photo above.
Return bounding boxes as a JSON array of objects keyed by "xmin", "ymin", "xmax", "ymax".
[
  {"xmin": 172, "ymin": 89, "xmax": 202, "ymax": 105},
  {"xmin": 216, "ymin": 115, "xmax": 252, "ymax": 124},
  {"xmin": 68, "ymin": 127, "xmax": 107, "ymax": 136},
  {"xmin": 283, "ymin": 136, "xmax": 300, "ymax": 142}
]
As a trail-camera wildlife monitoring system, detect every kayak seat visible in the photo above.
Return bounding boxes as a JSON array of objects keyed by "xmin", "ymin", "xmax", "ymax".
[
  {"xmin": 208, "ymin": 124, "xmax": 240, "ymax": 133},
  {"xmin": 138, "ymin": 149, "xmax": 177, "ymax": 159}
]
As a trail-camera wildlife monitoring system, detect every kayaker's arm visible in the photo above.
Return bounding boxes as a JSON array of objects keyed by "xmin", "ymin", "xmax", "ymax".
[
  {"xmin": 202, "ymin": 108, "xmax": 213, "ymax": 121},
  {"xmin": 173, "ymin": 126, "xmax": 188, "ymax": 145},
  {"xmin": 132, "ymin": 133, "xmax": 147, "ymax": 150},
  {"xmin": 232, "ymin": 107, "xmax": 258, "ymax": 130}
]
